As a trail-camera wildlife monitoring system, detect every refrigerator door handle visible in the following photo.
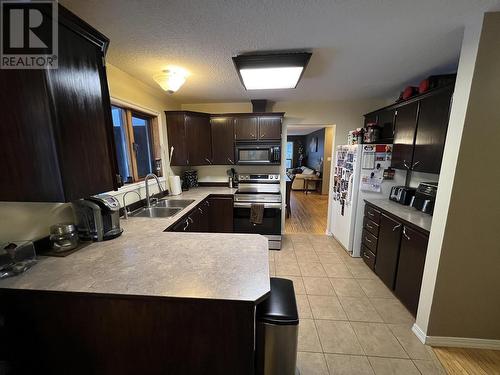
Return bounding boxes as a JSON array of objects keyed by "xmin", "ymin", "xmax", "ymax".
[{"xmin": 346, "ymin": 174, "xmax": 354, "ymax": 204}]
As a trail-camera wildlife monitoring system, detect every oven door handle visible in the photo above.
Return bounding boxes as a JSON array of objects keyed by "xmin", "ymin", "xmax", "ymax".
[{"xmin": 233, "ymin": 202, "xmax": 282, "ymax": 209}]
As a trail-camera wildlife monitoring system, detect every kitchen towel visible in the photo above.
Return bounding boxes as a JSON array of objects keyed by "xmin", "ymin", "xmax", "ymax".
[{"xmin": 250, "ymin": 203, "xmax": 264, "ymax": 225}]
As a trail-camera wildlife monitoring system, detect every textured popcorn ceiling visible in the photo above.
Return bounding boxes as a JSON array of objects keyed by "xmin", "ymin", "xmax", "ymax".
[{"xmin": 61, "ymin": 0, "xmax": 498, "ymax": 103}]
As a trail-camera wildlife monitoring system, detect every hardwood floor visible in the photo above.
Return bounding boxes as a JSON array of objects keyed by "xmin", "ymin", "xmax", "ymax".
[
  {"xmin": 433, "ymin": 347, "xmax": 500, "ymax": 374},
  {"xmin": 285, "ymin": 190, "xmax": 328, "ymax": 234}
]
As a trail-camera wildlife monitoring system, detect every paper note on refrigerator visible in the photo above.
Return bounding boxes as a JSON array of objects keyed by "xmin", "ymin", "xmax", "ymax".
[
  {"xmin": 362, "ymin": 152, "xmax": 375, "ymax": 169},
  {"xmin": 360, "ymin": 175, "xmax": 383, "ymax": 192}
]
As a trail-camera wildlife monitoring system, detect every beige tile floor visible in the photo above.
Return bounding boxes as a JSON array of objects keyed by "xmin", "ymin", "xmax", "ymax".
[{"xmin": 269, "ymin": 234, "xmax": 446, "ymax": 375}]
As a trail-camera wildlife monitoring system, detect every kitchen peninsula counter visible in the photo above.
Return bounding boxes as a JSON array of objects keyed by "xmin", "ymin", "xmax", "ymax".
[{"xmin": 0, "ymin": 187, "xmax": 270, "ymax": 375}]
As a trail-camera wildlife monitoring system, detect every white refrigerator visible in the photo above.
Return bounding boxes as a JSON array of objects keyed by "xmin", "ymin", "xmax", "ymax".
[{"xmin": 329, "ymin": 144, "xmax": 404, "ymax": 257}]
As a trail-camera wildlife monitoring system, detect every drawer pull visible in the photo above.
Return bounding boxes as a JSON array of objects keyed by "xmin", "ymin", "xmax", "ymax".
[
  {"xmin": 366, "ymin": 224, "xmax": 373, "ymax": 229},
  {"xmin": 368, "ymin": 212, "xmax": 374, "ymax": 217},
  {"xmin": 363, "ymin": 253, "xmax": 370, "ymax": 259},
  {"xmin": 393, "ymin": 224, "xmax": 402, "ymax": 231},
  {"xmin": 365, "ymin": 237, "xmax": 372, "ymax": 243}
]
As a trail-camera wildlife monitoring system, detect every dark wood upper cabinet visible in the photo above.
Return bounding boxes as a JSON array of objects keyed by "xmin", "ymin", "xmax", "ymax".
[
  {"xmin": 166, "ymin": 111, "xmax": 211, "ymax": 166},
  {"xmin": 394, "ymin": 226, "xmax": 429, "ymax": 316},
  {"xmin": 377, "ymin": 109, "xmax": 396, "ymax": 142},
  {"xmin": 211, "ymin": 116, "xmax": 235, "ymax": 165},
  {"xmin": 0, "ymin": 5, "xmax": 118, "ymax": 202},
  {"xmin": 234, "ymin": 116, "xmax": 258, "ymax": 140},
  {"xmin": 365, "ymin": 85, "xmax": 454, "ymax": 174},
  {"xmin": 47, "ymin": 21, "xmax": 117, "ymax": 201},
  {"xmin": 364, "ymin": 112, "xmax": 378, "ymax": 127},
  {"xmin": 375, "ymin": 213, "xmax": 402, "ymax": 290},
  {"xmin": 364, "ymin": 109, "xmax": 395, "ymax": 143},
  {"xmin": 391, "ymin": 102, "xmax": 419, "ymax": 170},
  {"xmin": 412, "ymin": 87, "xmax": 453, "ymax": 174},
  {"xmin": 186, "ymin": 113, "xmax": 212, "ymax": 165},
  {"xmin": 258, "ymin": 116, "xmax": 282, "ymax": 140},
  {"xmin": 167, "ymin": 112, "xmax": 283, "ymax": 166},
  {"xmin": 165, "ymin": 112, "xmax": 188, "ymax": 166}
]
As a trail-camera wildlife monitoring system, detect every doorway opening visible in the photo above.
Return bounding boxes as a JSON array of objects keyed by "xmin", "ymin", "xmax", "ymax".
[{"xmin": 284, "ymin": 125, "xmax": 335, "ymax": 234}]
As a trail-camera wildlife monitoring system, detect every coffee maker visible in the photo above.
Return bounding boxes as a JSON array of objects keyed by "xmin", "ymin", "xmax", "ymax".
[
  {"xmin": 411, "ymin": 182, "xmax": 438, "ymax": 215},
  {"xmin": 73, "ymin": 194, "xmax": 123, "ymax": 241}
]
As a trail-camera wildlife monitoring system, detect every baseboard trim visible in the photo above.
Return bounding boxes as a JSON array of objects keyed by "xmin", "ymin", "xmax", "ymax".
[
  {"xmin": 412, "ymin": 323, "xmax": 427, "ymax": 344},
  {"xmin": 412, "ymin": 323, "xmax": 500, "ymax": 349}
]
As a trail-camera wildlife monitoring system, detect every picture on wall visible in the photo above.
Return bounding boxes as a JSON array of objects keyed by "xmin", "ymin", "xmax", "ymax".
[{"xmin": 309, "ymin": 137, "xmax": 318, "ymax": 152}]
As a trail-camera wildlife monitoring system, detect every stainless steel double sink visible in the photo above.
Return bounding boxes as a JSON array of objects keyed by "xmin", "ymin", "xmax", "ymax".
[{"xmin": 129, "ymin": 199, "xmax": 195, "ymax": 218}]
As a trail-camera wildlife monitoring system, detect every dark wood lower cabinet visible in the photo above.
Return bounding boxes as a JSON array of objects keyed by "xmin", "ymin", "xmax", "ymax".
[
  {"xmin": 0, "ymin": 290, "xmax": 255, "ymax": 375},
  {"xmin": 363, "ymin": 202, "xmax": 430, "ymax": 317},
  {"xmin": 394, "ymin": 227, "xmax": 429, "ymax": 316},
  {"xmin": 375, "ymin": 214, "xmax": 402, "ymax": 290},
  {"xmin": 209, "ymin": 196, "xmax": 234, "ymax": 233},
  {"xmin": 168, "ymin": 195, "xmax": 233, "ymax": 233}
]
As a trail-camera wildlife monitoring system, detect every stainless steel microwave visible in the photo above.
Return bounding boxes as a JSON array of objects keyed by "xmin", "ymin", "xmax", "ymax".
[{"xmin": 235, "ymin": 143, "xmax": 281, "ymax": 165}]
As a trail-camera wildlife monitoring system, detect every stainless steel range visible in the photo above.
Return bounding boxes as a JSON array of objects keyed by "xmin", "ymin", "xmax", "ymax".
[{"xmin": 234, "ymin": 174, "xmax": 282, "ymax": 250}]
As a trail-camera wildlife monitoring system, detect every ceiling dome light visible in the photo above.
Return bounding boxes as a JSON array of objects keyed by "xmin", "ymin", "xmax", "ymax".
[
  {"xmin": 233, "ymin": 52, "xmax": 312, "ymax": 90},
  {"xmin": 153, "ymin": 69, "xmax": 187, "ymax": 94}
]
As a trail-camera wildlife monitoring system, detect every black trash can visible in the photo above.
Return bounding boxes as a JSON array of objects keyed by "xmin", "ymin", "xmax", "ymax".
[{"xmin": 256, "ymin": 277, "xmax": 299, "ymax": 375}]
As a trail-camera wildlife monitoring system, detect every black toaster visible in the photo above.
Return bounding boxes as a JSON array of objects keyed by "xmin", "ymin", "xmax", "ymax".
[{"xmin": 389, "ymin": 186, "xmax": 416, "ymax": 205}]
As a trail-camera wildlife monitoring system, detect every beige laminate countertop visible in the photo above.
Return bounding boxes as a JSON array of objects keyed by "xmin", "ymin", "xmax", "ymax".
[
  {"xmin": 0, "ymin": 187, "xmax": 271, "ymax": 302},
  {"xmin": 365, "ymin": 198, "xmax": 433, "ymax": 232}
]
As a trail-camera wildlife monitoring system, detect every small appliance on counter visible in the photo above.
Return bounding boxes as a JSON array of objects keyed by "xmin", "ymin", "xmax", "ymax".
[
  {"xmin": 411, "ymin": 182, "xmax": 438, "ymax": 215},
  {"xmin": 73, "ymin": 194, "xmax": 123, "ymax": 241},
  {"xmin": 0, "ymin": 241, "xmax": 37, "ymax": 279},
  {"xmin": 49, "ymin": 223, "xmax": 79, "ymax": 252},
  {"xmin": 389, "ymin": 186, "xmax": 416, "ymax": 205}
]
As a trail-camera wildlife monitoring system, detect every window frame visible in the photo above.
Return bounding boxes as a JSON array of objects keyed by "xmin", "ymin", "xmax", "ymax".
[
  {"xmin": 285, "ymin": 141, "xmax": 294, "ymax": 169},
  {"xmin": 111, "ymin": 104, "xmax": 161, "ymax": 184}
]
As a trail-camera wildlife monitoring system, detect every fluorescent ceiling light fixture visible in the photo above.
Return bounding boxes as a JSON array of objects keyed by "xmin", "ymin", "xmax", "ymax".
[
  {"xmin": 240, "ymin": 67, "xmax": 303, "ymax": 89},
  {"xmin": 153, "ymin": 68, "xmax": 188, "ymax": 94},
  {"xmin": 233, "ymin": 52, "xmax": 312, "ymax": 90}
]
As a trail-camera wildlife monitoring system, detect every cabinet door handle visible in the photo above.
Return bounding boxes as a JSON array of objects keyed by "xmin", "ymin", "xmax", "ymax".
[
  {"xmin": 368, "ymin": 212, "xmax": 374, "ymax": 217},
  {"xmin": 188, "ymin": 217, "xmax": 194, "ymax": 224},
  {"xmin": 363, "ymin": 253, "xmax": 370, "ymax": 259},
  {"xmin": 250, "ymin": 133, "xmax": 255, "ymax": 137},
  {"xmin": 403, "ymin": 160, "xmax": 411, "ymax": 170},
  {"xmin": 227, "ymin": 157, "xmax": 234, "ymax": 164},
  {"xmin": 183, "ymin": 219, "xmax": 190, "ymax": 231},
  {"xmin": 366, "ymin": 224, "xmax": 373, "ymax": 230},
  {"xmin": 412, "ymin": 160, "xmax": 420, "ymax": 168},
  {"xmin": 403, "ymin": 227, "xmax": 411, "ymax": 240},
  {"xmin": 260, "ymin": 133, "xmax": 265, "ymax": 138},
  {"xmin": 205, "ymin": 158, "xmax": 212, "ymax": 164},
  {"xmin": 198, "ymin": 207, "xmax": 203, "ymax": 214},
  {"xmin": 393, "ymin": 224, "xmax": 402, "ymax": 231},
  {"xmin": 205, "ymin": 200, "xmax": 210, "ymax": 207},
  {"xmin": 365, "ymin": 237, "xmax": 372, "ymax": 243}
]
